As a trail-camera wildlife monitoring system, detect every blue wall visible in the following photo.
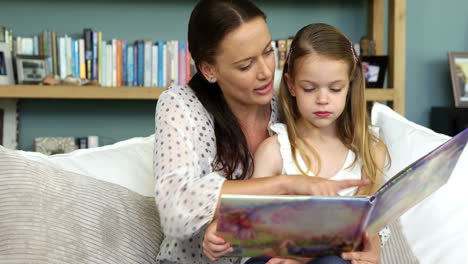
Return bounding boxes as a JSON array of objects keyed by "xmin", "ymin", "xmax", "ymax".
[
  {"xmin": 406, "ymin": 0, "xmax": 468, "ymax": 126},
  {"xmin": 1, "ymin": 0, "xmax": 466, "ymax": 150}
]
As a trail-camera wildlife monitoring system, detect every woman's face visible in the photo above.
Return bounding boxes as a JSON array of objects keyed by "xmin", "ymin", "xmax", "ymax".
[{"xmin": 208, "ymin": 17, "xmax": 275, "ymax": 108}]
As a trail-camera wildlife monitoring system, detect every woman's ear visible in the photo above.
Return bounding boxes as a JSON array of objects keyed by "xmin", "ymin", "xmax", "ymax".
[
  {"xmin": 284, "ymin": 73, "xmax": 296, "ymax": 97},
  {"xmin": 199, "ymin": 62, "xmax": 216, "ymax": 83}
]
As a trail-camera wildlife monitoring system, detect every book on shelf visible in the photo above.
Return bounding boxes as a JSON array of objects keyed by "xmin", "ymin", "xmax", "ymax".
[
  {"xmin": 217, "ymin": 128, "xmax": 468, "ymax": 259},
  {"xmin": 0, "ymin": 26, "xmax": 327, "ymax": 88}
]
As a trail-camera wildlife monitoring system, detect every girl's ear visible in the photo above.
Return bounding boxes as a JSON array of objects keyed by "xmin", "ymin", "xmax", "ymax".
[
  {"xmin": 199, "ymin": 61, "xmax": 217, "ymax": 82},
  {"xmin": 284, "ymin": 73, "xmax": 296, "ymax": 97}
]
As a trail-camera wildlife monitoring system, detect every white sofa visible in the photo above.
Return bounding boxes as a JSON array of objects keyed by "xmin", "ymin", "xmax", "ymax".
[{"xmin": 0, "ymin": 103, "xmax": 466, "ymax": 263}]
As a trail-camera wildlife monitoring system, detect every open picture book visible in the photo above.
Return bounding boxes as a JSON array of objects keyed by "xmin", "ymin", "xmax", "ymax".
[{"xmin": 217, "ymin": 128, "xmax": 468, "ymax": 258}]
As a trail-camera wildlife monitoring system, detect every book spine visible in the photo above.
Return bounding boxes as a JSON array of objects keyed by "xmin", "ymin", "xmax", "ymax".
[
  {"xmin": 73, "ymin": 39, "xmax": 80, "ymax": 77},
  {"xmin": 186, "ymin": 42, "xmax": 191, "ymax": 84},
  {"xmin": 83, "ymin": 28, "xmax": 93, "ymax": 80},
  {"xmin": 163, "ymin": 43, "xmax": 167, "ymax": 86},
  {"xmin": 151, "ymin": 44, "xmax": 158, "ymax": 87},
  {"xmin": 106, "ymin": 44, "xmax": 112, "ymax": 87},
  {"xmin": 143, "ymin": 39, "xmax": 152, "ymax": 87},
  {"xmin": 171, "ymin": 40, "xmax": 178, "ymax": 86},
  {"xmin": 51, "ymin": 31, "xmax": 58, "ymax": 76},
  {"xmin": 92, "ymin": 31, "xmax": 98, "ymax": 80},
  {"xmin": 157, "ymin": 40, "xmax": 164, "ymax": 87},
  {"xmin": 116, "ymin": 40, "xmax": 122, "ymax": 87},
  {"xmin": 58, "ymin": 37, "xmax": 66, "ymax": 79},
  {"xmin": 101, "ymin": 40, "xmax": 106, "ymax": 86},
  {"xmin": 38, "ymin": 34, "xmax": 44, "ymax": 56},
  {"xmin": 97, "ymin": 31, "xmax": 102, "ymax": 84},
  {"xmin": 127, "ymin": 44, "xmax": 134, "ymax": 87},
  {"xmin": 111, "ymin": 39, "xmax": 117, "ymax": 87},
  {"xmin": 178, "ymin": 41, "xmax": 186, "ymax": 86},
  {"xmin": 66, "ymin": 35, "xmax": 72, "ymax": 77},
  {"xmin": 137, "ymin": 41, "xmax": 144, "ymax": 86},
  {"xmin": 133, "ymin": 43, "xmax": 138, "ymax": 87},
  {"xmin": 121, "ymin": 40, "xmax": 127, "ymax": 86},
  {"xmin": 79, "ymin": 39, "xmax": 86, "ymax": 79}
]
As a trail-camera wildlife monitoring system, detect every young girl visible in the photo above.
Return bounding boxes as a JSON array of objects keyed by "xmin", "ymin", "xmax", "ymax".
[{"xmin": 249, "ymin": 23, "xmax": 391, "ymax": 264}]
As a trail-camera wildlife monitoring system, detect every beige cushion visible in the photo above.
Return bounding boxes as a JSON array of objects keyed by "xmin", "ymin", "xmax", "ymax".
[
  {"xmin": 0, "ymin": 145, "xmax": 163, "ymax": 263},
  {"xmin": 380, "ymin": 220, "xmax": 419, "ymax": 264}
]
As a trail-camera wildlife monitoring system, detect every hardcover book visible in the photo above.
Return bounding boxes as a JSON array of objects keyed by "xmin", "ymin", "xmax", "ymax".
[{"xmin": 217, "ymin": 128, "xmax": 468, "ymax": 258}]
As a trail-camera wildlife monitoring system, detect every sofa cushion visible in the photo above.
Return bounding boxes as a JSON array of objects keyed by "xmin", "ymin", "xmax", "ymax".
[
  {"xmin": 380, "ymin": 219, "xmax": 419, "ymax": 264},
  {"xmin": 0, "ymin": 145, "xmax": 163, "ymax": 263},
  {"xmin": 18, "ymin": 135, "xmax": 155, "ymax": 197},
  {"xmin": 371, "ymin": 103, "xmax": 467, "ymax": 263}
]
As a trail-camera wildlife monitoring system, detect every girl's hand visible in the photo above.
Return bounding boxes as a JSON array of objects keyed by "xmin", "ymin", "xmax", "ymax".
[
  {"xmin": 202, "ymin": 221, "xmax": 233, "ymax": 261},
  {"xmin": 284, "ymin": 174, "xmax": 370, "ymax": 196},
  {"xmin": 266, "ymin": 257, "xmax": 307, "ymax": 264},
  {"xmin": 341, "ymin": 233, "xmax": 380, "ymax": 264}
]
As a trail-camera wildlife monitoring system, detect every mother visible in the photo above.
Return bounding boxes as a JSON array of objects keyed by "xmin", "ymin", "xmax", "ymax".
[{"xmin": 153, "ymin": 0, "xmax": 369, "ymax": 263}]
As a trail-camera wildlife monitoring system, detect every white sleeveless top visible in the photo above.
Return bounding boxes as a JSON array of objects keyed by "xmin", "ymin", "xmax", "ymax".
[
  {"xmin": 268, "ymin": 123, "xmax": 391, "ymax": 246},
  {"xmin": 270, "ymin": 123, "xmax": 362, "ymax": 196}
]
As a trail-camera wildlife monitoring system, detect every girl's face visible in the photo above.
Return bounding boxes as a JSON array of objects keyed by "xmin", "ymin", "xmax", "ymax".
[
  {"xmin": 203, "ymin": 17, "xmax": 275, "ymax": 108},
  {"xmin": 286, "ymin": 54, "xmax": 350, "ymax": 131}
]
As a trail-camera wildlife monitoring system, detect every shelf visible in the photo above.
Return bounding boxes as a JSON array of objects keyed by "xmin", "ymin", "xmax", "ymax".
[
  {"xmin": 0, "ymin": 85, "xmax": 165, "ymax": 100},
  {"xmin": 0, "ymin": 85, "xmax": 396, "ymax": 102},
  {"xmin": 364, "ymin": 88, "xmax": 395, "ymax": 101}
]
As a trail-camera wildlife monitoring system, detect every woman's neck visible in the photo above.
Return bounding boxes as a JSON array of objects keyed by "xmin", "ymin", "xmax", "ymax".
[
  {"xmin": 228, "ymin": 101, "xmax": 271, "ymax": 154},
  {"xmin": 227, "ymin": 100, "xmax": 271, "ymax": 129}
]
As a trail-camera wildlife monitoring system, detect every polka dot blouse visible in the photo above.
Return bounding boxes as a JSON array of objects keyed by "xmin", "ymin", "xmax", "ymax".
[{"xmin": 153, "ymin": 85, "xmax": 279, "ymax": 263}]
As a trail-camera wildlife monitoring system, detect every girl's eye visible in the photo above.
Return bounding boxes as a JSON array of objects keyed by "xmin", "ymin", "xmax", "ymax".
[
  {"xmin": 302, "ymin": 87, "xmax": 315, "ymax": 92},
  {"xmin": 331, "ymin": 88, "xmax": 342, "ymax": 92}
]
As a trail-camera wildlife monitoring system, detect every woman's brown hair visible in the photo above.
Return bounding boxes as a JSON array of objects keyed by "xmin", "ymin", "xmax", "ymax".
[{"xmin": 187, "ymin": 0, "xmax": 266, "ymax": 180}]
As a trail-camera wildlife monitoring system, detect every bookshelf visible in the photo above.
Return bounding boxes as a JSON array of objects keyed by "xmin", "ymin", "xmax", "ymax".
[
  {"xmin": 367, "ymin": 0, "xmax": 406, "ymax": 115},
  {"xmin": 0, "ymin": 85, "xmax": 163, "ymax": 100},
  {"xmin": 0, "ymin": 0, "xmax": 406, "ymax": 113}
]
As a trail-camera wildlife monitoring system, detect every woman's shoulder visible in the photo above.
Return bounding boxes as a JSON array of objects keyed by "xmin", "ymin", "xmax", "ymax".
[{"xmin": 159, "ymin": 85, "xmax": 197, "ymax": 101}]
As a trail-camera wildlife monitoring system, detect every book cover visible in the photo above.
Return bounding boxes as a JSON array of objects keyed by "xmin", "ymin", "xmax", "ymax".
[{"xmin": 217, "ymin": 128, "xmax": 468, "ymax": 258}]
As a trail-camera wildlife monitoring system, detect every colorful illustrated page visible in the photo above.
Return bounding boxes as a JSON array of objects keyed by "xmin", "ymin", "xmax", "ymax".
[
  {"xmin": 218, "ymin": 195, "xmax": 371, "ymax": 258},
  {"xmin": 366, "ymin": 129, "xmax": 468, "ymax": 234}
]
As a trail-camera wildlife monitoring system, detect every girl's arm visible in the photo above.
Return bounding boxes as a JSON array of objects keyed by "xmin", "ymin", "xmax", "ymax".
[{"xmin": 252, "ymin": 135, "xmax": 283, "ymax": 178}]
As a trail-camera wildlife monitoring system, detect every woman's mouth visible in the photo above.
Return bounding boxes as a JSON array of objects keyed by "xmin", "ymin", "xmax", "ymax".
[{"xmin": 254, "ymin": 82, "xmax": 273, "ymax": 95}]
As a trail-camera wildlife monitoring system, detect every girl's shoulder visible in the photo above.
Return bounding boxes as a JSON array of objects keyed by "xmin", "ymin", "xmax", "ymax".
[{"xmin": 269, "ymin": 122, "xmax": 287, "ymax": 135}]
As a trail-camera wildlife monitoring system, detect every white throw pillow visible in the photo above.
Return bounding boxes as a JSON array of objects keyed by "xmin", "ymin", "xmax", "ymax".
[
  {"xmin": 371, "ymin": 103, "xmax": 468, "ymax": 264},
  {"xmin": 19, "ymin": 135, "xmax": 155, "ymax": 197}
]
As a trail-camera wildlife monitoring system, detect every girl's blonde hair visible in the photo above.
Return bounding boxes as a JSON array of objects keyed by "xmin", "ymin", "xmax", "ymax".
[{"xmin": 279, "ymin": 23, "xmax": 389, "ymax": 194}]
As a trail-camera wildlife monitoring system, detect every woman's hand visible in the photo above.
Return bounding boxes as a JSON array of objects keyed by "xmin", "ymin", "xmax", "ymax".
[
  {"xmin": 341, "ymin": 233, "xmax": 380, "ymax": 264},
  {"xmin": 283, "ymin": 174, "xmax": 370, "ymax": 196},
  {"xmin": 202, "ymin": 221, "xmax": 233, "ymax": 261}
]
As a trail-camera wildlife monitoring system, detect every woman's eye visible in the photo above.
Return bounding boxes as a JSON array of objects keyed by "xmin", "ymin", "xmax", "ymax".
[
  {"xmin": 239, "ymin": 64, "xmax": 251, "ymax": 71},
  {"xmin": 264, "ymin": 48, "xmax": 274, "ymax": 54}
]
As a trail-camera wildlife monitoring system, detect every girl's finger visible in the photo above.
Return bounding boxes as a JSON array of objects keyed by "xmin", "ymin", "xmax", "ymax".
[
  {"xmin": 210, "ymin": 242, "xmax": 231, "ymax": 253},
  {"xmin": 206, "ymin": 232, "xmax": 226, "ymax": 245},
  {"xmin": 212, "ymin": 246, "xmax": 234, "ymax": 258}
]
